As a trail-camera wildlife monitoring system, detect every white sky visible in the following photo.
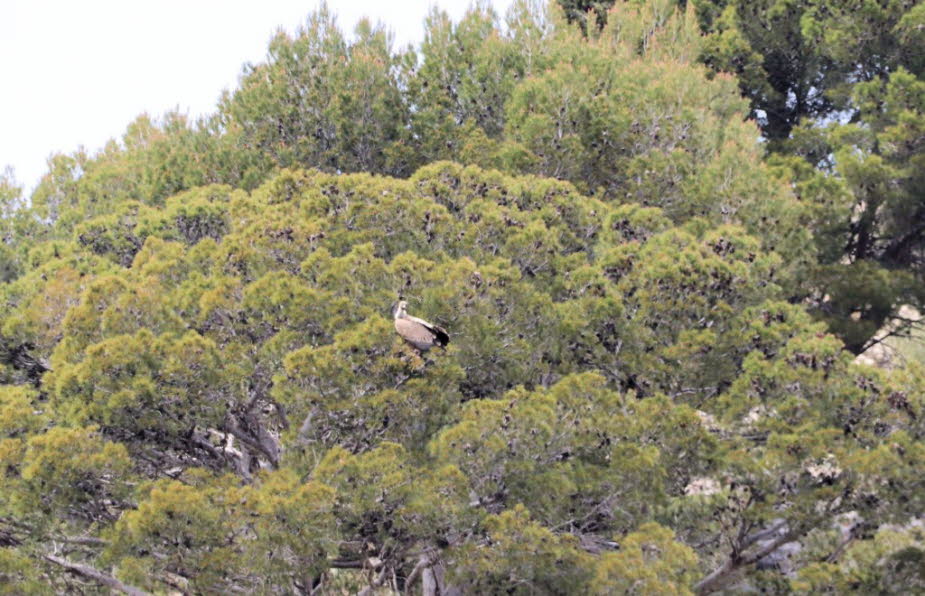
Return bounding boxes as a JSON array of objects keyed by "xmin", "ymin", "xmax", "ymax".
[{"xmin": 0, "ymin": 0, "xmax": 512, "ymax": 195}]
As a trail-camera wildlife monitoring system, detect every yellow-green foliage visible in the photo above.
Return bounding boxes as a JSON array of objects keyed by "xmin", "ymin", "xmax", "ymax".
[
  {"xmin": 2, "ymin": 159, "xmax": 924, "ymax": 593},
  {"xmin": 591, "ymin": 523, "xmax": 699, "ymax": 595},
  {"xmin": 15, "ymin": 426, "xmax": 132, "ymax": 520},
  {"xmin": 446, "ymin": 504, "xmax": 597, "ymax": 593}
]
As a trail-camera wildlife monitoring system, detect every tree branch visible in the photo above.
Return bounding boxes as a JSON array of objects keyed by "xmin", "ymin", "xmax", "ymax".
[
  {"xmin": 405, "ymin": 552, "xmax": 437, "ymax": 596},
  {"xmin": 825, "ymin": 536, "xmax": 855, "ymax": 564},
  {"xmin": 59, "ymin": 535, "xmax": 108, "ymax": 547},
  {"xmin": 329, "ymin": 558, "xmax": 379, "ymax": 569},
  {"xmin": 0, "ymin": 342, "xmax": 50, "ymax": 386},
  {"xmin": 695, "ymin": 529, "xmax": 799, "ymax": 595},
  {"xmin": 223, "ymin": 412, "xmax": 279, "ymax": 468},
  {"xmin": 43, "ymin": 554, "xmax": 148, "ymax": 596},
  {"xmin": 859, "ymin": 313, "xmax": 922, "ymax": 355},
  {"xmin": 740, "ymin": 519, "xmax": 788, "ymax": 551}
]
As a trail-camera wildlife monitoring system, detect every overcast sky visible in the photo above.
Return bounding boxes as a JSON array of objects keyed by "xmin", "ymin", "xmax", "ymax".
[{"xmin": 1, "ymin": 0, "xmax": 512, "ymax": 194}]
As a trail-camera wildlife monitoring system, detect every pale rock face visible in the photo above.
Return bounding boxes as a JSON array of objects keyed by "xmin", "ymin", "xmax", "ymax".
[
  {"xmin": 805, "ymin": 455, "xmax": 842, "ymax": 484},
  {"xmin": 694, "ymin": 410, "xmax": 720, "ymax": 432},
  {"xmin": 834, "ymin": 511, "xmax": 862, "ymax": 540},
  {"xmin": 854, "ymin": 304, "xmax": 921, "ymax": 368},
  {"xmin": 742, "ymin": 406, "xmax": 772, "ymax": 426},
  {"xmin": 684, "ymin": 477, "xmax": 721, "ymax": 496}
]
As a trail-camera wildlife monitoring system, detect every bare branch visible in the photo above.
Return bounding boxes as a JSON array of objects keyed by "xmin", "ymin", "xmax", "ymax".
[
  {"xmin": 405, "ymin": 552, "xmax": 437, "ymax": 596},
  {"xmin": 740, "ymin": 519, "xmax": 788, "ymax": 550},
  {"xmin": 695, "ymin": 529, "xmax": 800, "ymax": 595},
  {"xmin": 43, "ymin": 554, "xmax": 148, "ymax": 596},
  {"xmin": 825, "ymin": 536, "xmax": 855, "ymax": 564},
  {"xmin": 59, "ymin": 535, "xmax": 108, "ymax": 547},
  {"xmin": 329, "ymin": 558, "xmax": 373, "ymax": 569},
  {"xmin": 224, "ymin": 412, "xmax": 280, "ymax": 468}
]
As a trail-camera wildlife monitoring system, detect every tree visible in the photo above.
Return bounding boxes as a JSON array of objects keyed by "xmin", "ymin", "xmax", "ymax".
[
  {"xmin": 697, "ymin": 0, "xmax": 922, "ymax": 143},
  {"xmin": 221, "ymin": 5, "xmax": 414, "ymax": 176},
  {"xmin": 0, "ymin": 168, "xmax": 26, "ymax": 283},
  {"xmin": 697, "ymin": 0, "xmax": 925, "ymax": 351},
  {"xmin": 556, "ymin": 0, "xmax": 616, "ymax": 35}
]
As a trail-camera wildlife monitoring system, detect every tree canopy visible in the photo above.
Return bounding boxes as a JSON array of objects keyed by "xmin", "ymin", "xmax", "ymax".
[{"xmin": 1, "ymin": 1, "xmax": 923, "ymax": 593}]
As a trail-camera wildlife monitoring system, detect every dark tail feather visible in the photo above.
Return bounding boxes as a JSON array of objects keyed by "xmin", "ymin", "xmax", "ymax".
[{"xmin": 433, "ymin": 326, "xmax": 450, "ymax": 348}]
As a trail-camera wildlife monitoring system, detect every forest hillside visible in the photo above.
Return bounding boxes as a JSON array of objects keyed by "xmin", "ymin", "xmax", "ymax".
[{"xmin": 1, "ymin": 1, "xmax": 923, "ymax": 593}]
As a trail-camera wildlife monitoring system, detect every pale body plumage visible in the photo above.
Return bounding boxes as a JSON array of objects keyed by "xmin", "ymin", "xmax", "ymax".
[{"xmin": 393, "ymin": 300, "xmax": 449, "ymax": 352}]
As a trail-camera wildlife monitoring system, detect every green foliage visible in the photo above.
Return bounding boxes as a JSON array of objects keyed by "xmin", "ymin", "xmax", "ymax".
[
  {"xmin": 697, "ymin": 0, "xmax": 921, "ymax": 142},
  {"xmin": 0, "ymin": 547, "xmax": 46, "ymax": 594},
  {"xmin": 0, "ymin": 168, "xmax": 27, "ymax": 283},
  {"xmin": 102, "ymin": 470, "xmax": 332, "ymax": 593},
  {"xmin": 447, "ymin": 505, "xmax": 596, "ymax": 593},
  {"xmin": 4, "ymin": 426, "xmax": 132, "ymax": 523},
  {"xmin": 556, "ymin": 0, "xmax": 615, "ymax": 35},
  {"xmin": 794, "ymin": 525, "xmax": 925, "ymax": 593},
  {"xmin": 315, "ymin": 443, "xmax": 472, "ymax": 562},
  {"xmin": 222, "ymin": 7, "xmax": 414, "ymax": 176},
  {"xmin": 431, "ymin": 373, "xmax": 717, "ymax": 531},
  {"xmin": 4, "ymin": 156, "xmax": 923, "ymax": 594},
  {"xmin": 591, "ymin": 522, "xmax": 699, "ymax": 595},
  {"xmin": 30, "ymin": 113, "xmax": 268, "ymax": 238},
  {"xmin": 105, "ymin": 476, "xmax": 244, "ymax": 591},
  {"xmin": 53, "ymin": 330, "xmax": 232, "ymax": 439}
]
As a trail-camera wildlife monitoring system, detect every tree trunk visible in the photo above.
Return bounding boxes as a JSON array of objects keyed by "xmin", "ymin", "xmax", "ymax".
[{"xmin": 421, "ymin": 561, "xmax": 461, "ymax": 596}]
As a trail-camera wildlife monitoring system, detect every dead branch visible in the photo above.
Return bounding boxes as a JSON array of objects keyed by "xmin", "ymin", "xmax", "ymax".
[{"xmin": 43, "ymin": 554, "xmax": 148, "ymax": 596}]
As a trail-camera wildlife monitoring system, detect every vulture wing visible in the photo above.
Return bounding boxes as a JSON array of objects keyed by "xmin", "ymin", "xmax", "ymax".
[
  {"xmin": 406, "ymin": 315, "xmax": 449, "ymax": 348},
  {"xmin": 396, "ymin": 318, "xmax": 437, "ymax": 350},
  {"xmin": 395, "ymin": 316, "xmax": 450, "ymax": 350}
]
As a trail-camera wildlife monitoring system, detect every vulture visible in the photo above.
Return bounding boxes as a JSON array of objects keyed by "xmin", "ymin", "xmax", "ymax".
[{"xmin": 392, "ymin": 300, "xmax": 449, "ymax": 353}]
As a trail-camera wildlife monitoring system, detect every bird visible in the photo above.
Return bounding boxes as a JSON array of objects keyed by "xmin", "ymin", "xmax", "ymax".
[{"xmin": 392, "ymin": 300, "xmax": 449, "ymax": 353}]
